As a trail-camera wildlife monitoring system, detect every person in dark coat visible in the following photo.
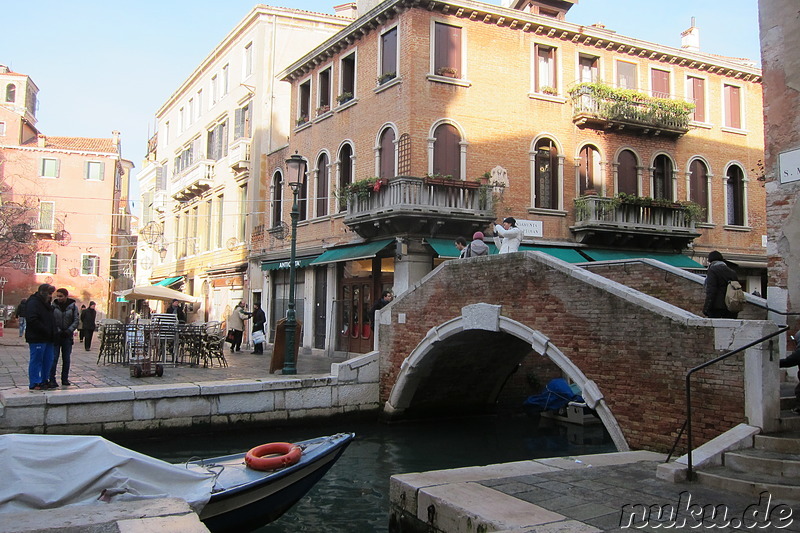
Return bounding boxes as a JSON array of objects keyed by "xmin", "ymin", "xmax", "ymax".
[
  {"xmin": 24, "ymin": 284, "xmax": 56, "ymax": 390},
  {"xmin": 780, "ymin": 337, "xmax": 800, "ymax": 415},
  {"xmin": 369, "ymin": 290, "xmax": 394, "ymax": 326},
  {"xmin": 80, "ymin": 301, "xmax": 98, "ymax": 351},
  {"xmin": 166, "ymin": 299, "xmax": 187, "ymax": 323},
  {"xmin": 703, "ymin": 250, "xmax": 740, "ymax": 318},
  {"xmin": 49, "ymin": 288, "xmax": 79, "ymax": 387},
  {"xmin": 250, "ymin": 303, "xmax": 266, "ymax": 354}
]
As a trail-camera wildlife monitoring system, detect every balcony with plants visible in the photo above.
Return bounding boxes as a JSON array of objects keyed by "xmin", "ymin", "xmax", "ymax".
[
  {"xmin": 569, "ymin": 83, "xmax": 694, "ymax": 136},
  {"xmin": 338, "ymin": 175, "xmax": 498, "ymax": 239},
  {"xmin": 571, "ymin": 193, "xmax": 702, "ymax": 249}
]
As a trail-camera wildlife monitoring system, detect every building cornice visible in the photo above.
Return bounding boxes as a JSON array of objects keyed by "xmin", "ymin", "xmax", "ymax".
[
  {"xmin": 0, "ymin": 144, "xmax": 129, "ymax": 160},
  {"xmin": 281, "ymin": 0, "xmax": 761, "ymax": 83}
]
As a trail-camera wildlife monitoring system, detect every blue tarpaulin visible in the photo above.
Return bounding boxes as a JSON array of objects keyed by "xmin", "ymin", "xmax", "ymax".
[{"xmin": 523, "ymin": 378, "xmax": 584, "ymax": 413}]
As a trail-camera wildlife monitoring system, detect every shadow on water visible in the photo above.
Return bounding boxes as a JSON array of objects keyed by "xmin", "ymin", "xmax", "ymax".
[{"xmin": 112, "ymin": 414, "xmax": 615, "ymax": 532}]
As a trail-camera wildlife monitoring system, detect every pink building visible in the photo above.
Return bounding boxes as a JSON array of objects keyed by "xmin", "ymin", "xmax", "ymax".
[{"xmin": 0, "ymin": 65, "xmax": 134, "ymax": 320}]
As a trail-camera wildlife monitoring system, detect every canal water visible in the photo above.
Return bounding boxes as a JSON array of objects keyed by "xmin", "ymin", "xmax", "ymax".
[{"xmin": 113, "ymin": 414, "xmax": 614, "ymax": 532}]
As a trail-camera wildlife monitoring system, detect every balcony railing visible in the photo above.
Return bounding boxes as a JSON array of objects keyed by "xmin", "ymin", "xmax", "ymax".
[
  {"xmin": 343, "ymin": 176, "xmax": 496, "ymax": 239},
  {"xmin": 171, "ymin": 160, "xmax": 215, "ymax": 200},
  {"xmin": 571, "ymin": 195, "xmax": 700, "ymax": 248},
  {"xmin": 570, "ymin": 84, "xmax": 692, "ymax": 136},
  {"xmin": 229, "ymin": 138, "xmax": 251, "ymax": 172}
]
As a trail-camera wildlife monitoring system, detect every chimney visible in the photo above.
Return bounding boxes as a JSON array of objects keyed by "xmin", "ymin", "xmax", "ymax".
[
  {"xmin": 681, "ymin": 17, "xmax": 700, "ymax": 52},
  {"xmin": 0, "ymin": 65, "xmax": 9, "ymax": 74},
  {"xmin": 37, "ymin": 134, "xmax": 46, "ymax": 148},
  {"xmin": 334, "ymin": 2, "xmax": 358, "ymax": 19},
  {"xmin": 112, "ymin": 130, "xmax": 120, "ymax": 147}
]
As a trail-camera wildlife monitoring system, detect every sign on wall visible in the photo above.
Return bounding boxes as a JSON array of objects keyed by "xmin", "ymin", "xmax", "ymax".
[
  {"xmin": 516, "ymin": 219, "xmax": 543, "ymax": 238},
  {"xmin": 779, "ymin": 147, "xmax": 800, "ymax": 184}
]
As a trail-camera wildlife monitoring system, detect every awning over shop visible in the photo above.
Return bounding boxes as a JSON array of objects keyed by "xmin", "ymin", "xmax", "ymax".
[
  {"xmin": 261, "ymin": 256, "xmax": 320, "ymax": 271},
  {"xmin": 154, "ymin": 276, "xmax": 183, "ymax": 287},
  {"xmin": 581, "ymin": 249, "xmax": 704, "ymax": 268},
  {"xmin": 309, "ymin": 239, "xmax": 395, "ymax": 265},
  {"xmin": 427, "ymin": 238, "xmax": 587, "ymax": 264}
]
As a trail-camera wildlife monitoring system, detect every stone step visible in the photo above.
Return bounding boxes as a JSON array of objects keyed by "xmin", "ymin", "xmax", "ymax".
[
  {"xmin": 696, "ymin": 466, "xmax": 800, "ymax": 502},
  {"xmin": 724, "ymin": 448, "xmax": 800, "ymax": 477},
  {"xmin": 755, "ymin": 430, "xmax": 800, "ymax": 454}
]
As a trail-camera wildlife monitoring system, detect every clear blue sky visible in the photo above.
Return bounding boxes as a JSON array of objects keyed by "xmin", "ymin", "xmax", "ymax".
[{"xmin": 3, "ymin": 0, "xmax": 760, "ymax": 211}]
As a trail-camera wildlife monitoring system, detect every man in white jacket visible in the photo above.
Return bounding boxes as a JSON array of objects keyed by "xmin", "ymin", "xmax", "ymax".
[{"xmin": 493, "ymin": 217, "xmax": 523, "ymax": 254}]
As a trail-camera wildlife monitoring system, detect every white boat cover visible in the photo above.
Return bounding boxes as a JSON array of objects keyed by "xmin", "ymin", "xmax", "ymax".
[{"xmin": 0, "ymin": 434, "xmax": 215, "ymax": 514}]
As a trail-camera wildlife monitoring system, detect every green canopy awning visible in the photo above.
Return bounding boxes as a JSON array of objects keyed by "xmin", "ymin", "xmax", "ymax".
[
  {"xmin": 309, "ymin": 239, "xmax": 395, "ymax": 265},
  {"xmin": 261, "ymin": 256, "xmax": 319, "ymax": 271},
  {"xmin": 427, "ymin": 239, "xmax": 587, "ymax": 264},
  {"xmin": 154, "ymin": 276, "xmax": 183, "ymax": 287},
  {"xmin": 582, "ymin": 249, "xmax": 704, "ymax": 268}
]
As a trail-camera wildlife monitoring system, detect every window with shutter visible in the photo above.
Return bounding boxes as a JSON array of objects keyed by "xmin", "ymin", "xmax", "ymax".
[
  {"xmin": 688, "ymin": 76, "xmax": 706, "ymax": 123},
  {"xmin": 38, "ymin": 201, "xmax": 55, "ymax": 231},
  {"xmin": 318, "ymin": 68, "xmax": 331, "ymax": 111},
  {"xmin": 617, "ymin": 150, "xmax": 638, "ymax": 195},
  {"xmin": 579, "ymin": 145, "xmax": 600, "ymax": 194},
  {"xmin": 652, "ymin": 154, "xmax": 673, "ymax": 201},
  {"xmin": 5, "ymin": 84, "xmax": 15, "ymax": 103},
  {"xmin": 35, "ymin": 252, "xmax": 56, "ymax": 274},
  {"xmin": 40, "ymin": 158, "xmax": 59, "ymax": 178},
  {"xmin": 534, "ymin": 138, "xmax": 559, "ymax": 209},
  {"xmin": 299, "ymin": 80, "xmax": 311, "ymax": 121},
  {"xmin": 616, "ymin": 61, "xmax": 638, "ymax": 90},
  {"xmin": 340, "ymin": 53, "xmax": 356, "ymax": 99},
  {"xmin": 724, "ymin": 84, "xmax": 742, "ymax": 129},
  {"xmin": 689, "ymin": 159, "xmax": 709, "ymax": 222},
  {"xmin": 81, "ymin": 254, "xmax": 100, "ymax": 276},
  {"xmin": 272, "ymin": 171, "xmax": 283, "ymax": 227},
  {"xmin": 379, "ymin": 128, "xmax": 396, "ymax": 179},
  {"xmin": 651, "ymin": 69, "xmax": 670, "ymax": 98},
  {"xmin": 316, "ymin": 153, "xmax": 329, "ymax": 217},
  {"xmin": 534, "ymin": 44, "xmax": 557, "ymax": 93},
  {"xmin": 432, "ymin": 124, "xmax": 460, "ymax": 179},
  {"xmin": 380, "ymin": 27, "xmax": 398, "ymax": 79},
  {"xmin": 86, "ymin": 161, "xmax": 104, "ymax": 180},
  {"xmin": 726, "ymin": 165, "xmax": 745, "ymax": 226},
  {"xmin": 433, "ymin": 22, "xmax": 461, "ymax": 77}
]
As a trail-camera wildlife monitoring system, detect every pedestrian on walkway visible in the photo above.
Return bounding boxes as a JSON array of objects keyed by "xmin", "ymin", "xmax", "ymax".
[
  {"xmin": 493, "ymin": 217, "xmax": 523, "ymax": 254},
  {"xmin": 24, "ymin": 284, "xmax": 56, "ymax": 390},
  {"xmin": 16, "ymin": 298, "xmax": 27, "ymax": 337},
  {"xmin": 227, "ymin": 301, "xmax": 250, "ymax": 353},
  {"xmin": 49, "ymin": 288, "xmax": 79, "ymax": 387},
  {"xmin": 251, "ymin": 303, "xmax": 266, "ymax": 354},
  {"xmin": 80, "ymin": 302, "xmax": 97, "ymax": 351},
  {"xmin": 467, "ymin": 231, "xmax": 489, "ymax": 257},
  {"xmin": 455, "ymin": 236, "xmax": 468, "ymax": 258},
  {"xmin": 702, "ymin": 250, "xmax": 739, "ymax": 319}
]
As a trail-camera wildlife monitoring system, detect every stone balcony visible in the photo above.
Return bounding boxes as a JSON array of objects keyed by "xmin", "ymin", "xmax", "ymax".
[
  {"xmin": 570, "ymin": 195, "xmax": 700, "ymax": 249},
  {"xmin": 570, "ymin": 84, "xmax": 692, "ymax": 137},
  {"xmin": 228, "ymin": 138, "xmax": 251, "ymax": 173},
  {"xmin": 171, "ymin": 160, "xmax": 215, "ymax": 201},
  {"xmin": 343, "ymin": 176, "xmax": 496, "ymax": 239}
]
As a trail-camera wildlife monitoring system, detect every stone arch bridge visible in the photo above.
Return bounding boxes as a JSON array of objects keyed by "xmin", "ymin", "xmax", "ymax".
[{"xmin": 373, "ymin": 252, "xmax": 780, "ymax": 452}]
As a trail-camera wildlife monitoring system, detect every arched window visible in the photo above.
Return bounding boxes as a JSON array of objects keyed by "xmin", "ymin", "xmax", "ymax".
[
  {"xmin": 379, "ymin": 127, "xmax": 396, "ymax": 179},
  {"xmin": 617, "ymin": 150, "xmax": 638, "ymax": 195},
  {"xmin": 726, "ymin": 165, "xmax": 745, "ymax": 226},
  {"xmin": 298, "ymin": 162, "xmax": 309, "ymax": 222},
  {"xmin": 534, "ymin": 138, "xmax": 559, "ymax": 209},
  {"xmin": 338, "ymin": 144, "xmax": 354, "ymax": 212},
  {"xmin": 652, "ymin": 154, "xmax": 673, "ymax": 201},
  {"xmin": 316, "ymin": 153, "xmax": 329, "ymax": 217},
  {"xmin": 5, "ymin": 84, "xmax": 15, "ymax": 103},
  {"xmin": 271, "ymin": 171, "xmax": 283, "ymax": 228},
  {"xmin": 689, "ymin": 159, "xmax": 709, "ymax": 222},
  {"xmin": 432, "ymin": 123, "xmax": 460, "ymax": 178},
  {"xmin": 579, "ymin": 145, "xmax": 600, "ymax": 194}
]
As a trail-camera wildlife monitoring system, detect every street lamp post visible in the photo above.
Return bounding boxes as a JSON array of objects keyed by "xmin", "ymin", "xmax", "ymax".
[{"xmin": 283, "ymin": 152, "xmax": 305, "ymax": 375}]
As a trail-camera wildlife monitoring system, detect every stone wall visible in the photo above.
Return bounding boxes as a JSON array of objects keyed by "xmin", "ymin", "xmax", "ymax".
[{"xmin": 0, "ymin": 353, "xmax": 379, "ymax": 435}]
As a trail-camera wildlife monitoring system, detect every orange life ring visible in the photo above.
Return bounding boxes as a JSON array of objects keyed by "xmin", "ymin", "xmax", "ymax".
[{"xmin": 245, "ymin": 442, "xmax": 302, "ymax": 471}]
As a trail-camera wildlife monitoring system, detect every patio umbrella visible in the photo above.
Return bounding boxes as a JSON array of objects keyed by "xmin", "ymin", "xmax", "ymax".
[{"xmin": 118, "ymin": 285, "xmax": 199, "ymax": 303}]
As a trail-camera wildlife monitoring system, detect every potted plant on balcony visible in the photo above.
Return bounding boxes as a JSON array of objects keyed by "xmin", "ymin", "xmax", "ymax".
[
  {"xmin": 295, "ymin": 115, "xmax": 309, "ymax": 127},
  {"xmin": 436, "ymin": 66, "xmax": 459, "ymax": 78},
  {"xmin": 316, "ymin": 104, "xmax": 330, "ymax": 115},
  {"xmin": 377, "ymin": 72, "xmax": 396, "ymax": 85},
  {"xmin": 336, "ymin": 92, "xmax": 354, "ymax": 105},
  {"xmin": 539, "ymin": 85, "xmax": 558, "ymax": 96}
]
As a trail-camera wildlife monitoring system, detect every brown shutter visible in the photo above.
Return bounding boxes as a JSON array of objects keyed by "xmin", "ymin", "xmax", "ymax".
[
  {"xmin": 433, "ymin": 124, "xmax": 460, "ymax": 178},
  {"xmin": 689, "ymin": 160, "xmax": 708, "ymax": 222},
  {"xmin": 381, "ymin": 28, "xmax": 397, "ymax": 76},
  {"xmin": 726, "ymin": 85, "xmax": 741, "ymax": 129},
  {"xmin": 651, "ymin": 69, "xmax": 670, "ymax": 98},
  {"xmin": 617, "ymin": 150, "xmax": 637, "ymax": 195},
  {"xmin": 691, "ymin": 77, "xmax": 705, "ymax": 122},
  {"xmin": 316, "ymin": 154, "xmax": 329, "ymax": 217},
  {"xmin": 379, "ymin": 128, "xmax": 396, "ymax": 179}
]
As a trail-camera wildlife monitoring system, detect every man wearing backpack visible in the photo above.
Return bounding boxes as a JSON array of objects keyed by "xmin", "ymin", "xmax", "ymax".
[{"xmin": 703, "ymin": 250, "xmax": 740, "ymax": 318}]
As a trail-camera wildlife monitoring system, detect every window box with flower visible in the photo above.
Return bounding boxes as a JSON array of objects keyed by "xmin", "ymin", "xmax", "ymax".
[
  {"xmin": 436, "ymin": 66, "xmax": 459, "ymax": 78},
  {"xmin": 336, "ymin": 92, "xmax": 354, "ymax": 105}
]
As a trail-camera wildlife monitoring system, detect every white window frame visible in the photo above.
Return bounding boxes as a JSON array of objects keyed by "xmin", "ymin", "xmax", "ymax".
[
  {"xmin": 40, "ymin": 157, "xmax": 59, "ymax": 178},
  {"xmin": 531, "ymin": 40, "xmax": 560, "ymax": 95},
  {"xmin": 378, "ymin": 24, "xmax": 400, "ymax": 82},
  {"xmin": 576, "ymin": 53, "xmax": 600, "ymax": 84},
  {"xmin": 211, "ymin": 74, "xmax": 218, "ymax": 106},
  {"xmin": 37, "ymin": 201, "xmax": 55, "ymax": 232},
  {"xmin": 0, "ymin": 121, "xmax": 5, "ymax": 136},
  {"xmin": 317, "ymin": 63, "xmax": 333, "ymax": 115},
  {"xmin": 614, "ymin": 59, "xmax": 639, "ymax": 91},
  {"xmin": 648, "ymin": 66, "xmax": 673, "ymax": 99},
  {"xmin": 338, "ymin": 49, "xmax": 358, "ymax": 104},
  {"xmin": 429, "ymin": 18, "xmax": 467, "ymax": 81},
  {"xmin": 685, "ymin": 74, "xmax": 710, "ymax": 126},
  {"xmin": 297, "ymin": 76, "xmax": 312, "ymax": 124},
  {"xmin": 35, "ymin": 252, "xmax": 56, "ymax": 274},
  {"xmin": 85, "ymin": 160, "xmax": 104, "ymax": 181},
  {"xmin": 722, "ymin": 82, "xmax": 746, "ymax": 132},
  {"xmin": 81, "ymin": 254, "xmax": 100, "ymax": 276},
  {"xmin": 222, "ymin": 64, "xmax": 229, "ymax": 96},
  {"xmin": 244, "ymin": 42, "xmax": 253, "ymax": 79}
]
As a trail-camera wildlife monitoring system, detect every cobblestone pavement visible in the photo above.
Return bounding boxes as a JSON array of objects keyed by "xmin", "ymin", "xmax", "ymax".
[{"xmin": 0, "ymin": 328, "xmax": 343, "ymax": 391}]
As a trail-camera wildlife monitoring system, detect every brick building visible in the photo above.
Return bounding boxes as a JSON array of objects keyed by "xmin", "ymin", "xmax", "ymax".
[
  {"xmin": 136, "ymin": 4, "xmax": 352, "ymax": 323},
  {"xmin": 254, "ymin": 0, "xmax": 765, "ymax": 356},
  {"xmin": 0, "ymin": 65, "xmax": 134, "ymax": 318}
]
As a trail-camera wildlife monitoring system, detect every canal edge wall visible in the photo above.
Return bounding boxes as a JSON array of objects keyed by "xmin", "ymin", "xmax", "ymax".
[{"xmin": 0, "ymin": 353, "xmax": 379, "ymax": 435}]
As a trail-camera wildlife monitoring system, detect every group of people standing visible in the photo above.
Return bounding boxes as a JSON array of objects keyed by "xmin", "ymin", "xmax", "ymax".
[
  {"xmin": 21, "ymin": 283, "xmax": 97, "ymax": 391},
  {"xmin": 454, "ymin": 216, "xmax": 524, "ymax": 258},
  {"xmin": 226, "ymin": 301, "xmax": 266, "ymax": 355}
]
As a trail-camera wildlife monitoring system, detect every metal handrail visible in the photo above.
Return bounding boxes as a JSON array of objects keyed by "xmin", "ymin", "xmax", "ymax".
[{"xmin": 677, "ymin": 325, "xmax": 789, "ymax": 480}]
